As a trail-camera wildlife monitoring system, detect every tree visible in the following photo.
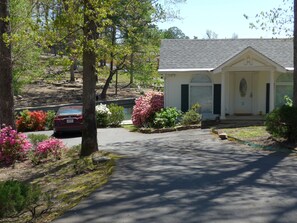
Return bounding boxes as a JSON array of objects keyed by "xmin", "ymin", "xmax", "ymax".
[
  {"xmin": 244, "ymin": 0, "xmax": 293, "ymax": 36},
  {"xmin": 162, "ymin": 26, "xmax": 189, "ymax": 39},
  {"xmin": 0, "ymin": 0, "xmax": 15, "ymax": 129},
  {"xmin": 293, "ymin": 0, "xmax": 297, "ymax": 107},
  {"xmin": 205, "ymin": 29, "xmax": 218, "ymax": 39},
  {"xmin": 232, "ymin": 33, "xmax": 239, "ymax": 39},
  {"xmin": 80, "ymin": 0, "xmax": 99, "ymax": 157},
  {"xmin": 10, "ymin": 0, "xmax": 45, "ymax": 95}
]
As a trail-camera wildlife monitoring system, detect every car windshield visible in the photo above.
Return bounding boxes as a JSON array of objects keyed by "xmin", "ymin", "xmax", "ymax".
[{"xmin": 58, "ymin": 107, "xmax": 82, "ymax": 116}]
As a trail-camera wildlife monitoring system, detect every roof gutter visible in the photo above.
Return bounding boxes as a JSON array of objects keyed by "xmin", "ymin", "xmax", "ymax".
[{"xmin": 158, "ymin": 68, "xmax": 213, "ymax": 73}]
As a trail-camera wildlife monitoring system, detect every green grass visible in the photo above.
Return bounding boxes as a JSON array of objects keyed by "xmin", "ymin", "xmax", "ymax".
[
  {"xmin": 220, "ymin": 126, "xmax": 270, "ymax": 140},
  {"xmin": 121, "ymin": 124, "xmax": 138, "ymax": 132}
]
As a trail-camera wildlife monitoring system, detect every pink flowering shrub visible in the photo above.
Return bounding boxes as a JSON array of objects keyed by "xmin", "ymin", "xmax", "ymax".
[
  {"xmin": 0, "ymin": 126, "xmax": 31, "ymax": 165},
  {"xmin": 35, "ymin": 138, "xmax": 66, "ymax": 162},
  {"xmin": 132, "ymin": 91, "xmax": 164, "ymax": 127}
]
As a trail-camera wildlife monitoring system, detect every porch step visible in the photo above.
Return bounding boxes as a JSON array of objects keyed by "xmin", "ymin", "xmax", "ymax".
[
  {"xmin": 201, "ymin": 115, "xmax": 265, "ymax": 129},
  {"xmin": 218, "ymin": 120, "xmax": 265, "ymax": 128}
]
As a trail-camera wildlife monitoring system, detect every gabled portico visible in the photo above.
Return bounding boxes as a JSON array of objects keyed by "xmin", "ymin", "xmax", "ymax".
[{"xmin": 213, "ymin": 47, "xmax": 288, "ymax": 119}]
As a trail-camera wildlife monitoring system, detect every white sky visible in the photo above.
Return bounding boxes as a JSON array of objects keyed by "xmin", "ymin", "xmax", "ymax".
[{"xmin": 157, "ymin": 0, "xmax": 290, "ymax": 39}]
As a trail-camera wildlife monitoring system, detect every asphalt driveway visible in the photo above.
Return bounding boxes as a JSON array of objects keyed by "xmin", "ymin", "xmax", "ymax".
[{"xmin": 53, "ymin": 128, "xmax": 297, "ymax": 223}]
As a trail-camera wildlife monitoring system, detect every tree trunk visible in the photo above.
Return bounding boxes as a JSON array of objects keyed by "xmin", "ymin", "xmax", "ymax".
[
  {"xmin": 100, "ymin": 26, "xmax": 116, "ymax": 100},
  {"xmin": 100, "ymin": 67, "xmax": 115, "ymax": 100},
  {"xmin": 130, "ymin": 53, "xmax": 134, "ymax": 85},
  {"xmin": 70, "ymin": 58, "xmax": 75, "ymax": 82},
  {"xmin": 294, "ymin": 0, "xmax": 297, "ymax": 106},
  {"xmin": 81, "ymin": 0, "xmax": 98, "ymax": 157},
  {"xmin": 0, "ymin": 0, "xmax": 15, "ymax": 129}
]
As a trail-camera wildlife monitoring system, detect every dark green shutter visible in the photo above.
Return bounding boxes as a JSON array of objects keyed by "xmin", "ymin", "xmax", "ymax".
[
  {"xmin": 266, "ymin": 83, "xmax": 270, "ymax": 114},
  {"xmin": 181, "ymin": 84, "xmax": 189, "ymax": 112},
  {"xmin": 213, "ymin": 84, "xmax": 221, "ymax": 114}
]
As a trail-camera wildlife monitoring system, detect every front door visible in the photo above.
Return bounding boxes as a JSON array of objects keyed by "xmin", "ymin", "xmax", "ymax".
[{"xmin": 234, "ymin": 72, "xmax": 253, "ymax": 114}]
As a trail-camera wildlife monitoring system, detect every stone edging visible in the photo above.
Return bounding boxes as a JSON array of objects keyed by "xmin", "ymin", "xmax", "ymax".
[{"xmin": 138, "ymin": 124, "xmax": 201, "ymax": 134}]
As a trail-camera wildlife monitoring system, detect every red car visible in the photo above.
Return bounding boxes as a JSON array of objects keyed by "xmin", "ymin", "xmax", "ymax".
[{"xmin": 53, "ymin": 106, "xmax": 83, "ymax": 135}]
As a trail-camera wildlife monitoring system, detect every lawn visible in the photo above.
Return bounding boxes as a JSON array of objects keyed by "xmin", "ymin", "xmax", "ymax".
[
  {"xmin": 220, "ymin": 126, "xmax": 270, "ymax": 141},
  {"xmin": 0, "ymin": 145, "xmax": 119, "ymax": 223},
  {"xmin": 217, "ymin": 125, "xmax": 296, "ymax": 151}
]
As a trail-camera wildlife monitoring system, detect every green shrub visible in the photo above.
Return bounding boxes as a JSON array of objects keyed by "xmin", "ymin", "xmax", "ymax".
[
  {"xmin": 265, "ymin": 105, "xmax": 297, "ymax": 142},
  {"xmin": 96, "ymin": 104, "xmax": 110, "ymax": 128},
  {"xmin": 0, "ymin": 180, "xmax": 41, "ymax": 218},
  {"xmin": 153, "ymin": 107, "xmax": 182, "ymax": 128},
  {"xmin": 27, "ymin": 134, "xmax": 50, "ymax": 146},
  {"xmin": 107, "ymin": 104, "xmax": 124, "ymax": 127},
  {"xmin": 181, "ymin": 103, "xmax": 202, "ymax": 125},
  {"xmin": 45, "ymin": 110, "xmax": 56, "ymax": 130}
]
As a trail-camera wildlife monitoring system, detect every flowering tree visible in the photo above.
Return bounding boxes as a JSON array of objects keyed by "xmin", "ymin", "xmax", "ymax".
[{"xmin": 132, "ymin": 91, "xmax": 164, "ymax": 127}]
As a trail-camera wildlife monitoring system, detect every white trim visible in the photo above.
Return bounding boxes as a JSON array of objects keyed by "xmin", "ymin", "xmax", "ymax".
[
  {"xmin": 159, "ymin": 68, "xmax": 213, "ymax": 73},
  {"xmin": 159, "ymin": 66, "xmax": 294, "ymax": 73}
]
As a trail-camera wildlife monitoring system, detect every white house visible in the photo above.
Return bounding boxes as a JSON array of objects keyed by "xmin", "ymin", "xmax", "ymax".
[{"xmin": 158, "ymin": 39, "xmax": 293, "ymax": 119}]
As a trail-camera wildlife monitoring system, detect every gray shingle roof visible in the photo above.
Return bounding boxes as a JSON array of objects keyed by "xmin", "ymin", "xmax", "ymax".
[{"xmin": 159, "ymin": 39, "xmax": 293, "ymax": 70}]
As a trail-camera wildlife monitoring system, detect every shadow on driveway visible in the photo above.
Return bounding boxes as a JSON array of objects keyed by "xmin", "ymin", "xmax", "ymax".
[{"xmin": 54, "ymin": 130, "xmax": 297, "ymax": 223}]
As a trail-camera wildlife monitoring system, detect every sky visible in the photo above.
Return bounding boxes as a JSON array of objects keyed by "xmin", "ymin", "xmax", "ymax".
[{"xmin": 157, "ymin": 0, "xmax": 290, "ymax": 39}]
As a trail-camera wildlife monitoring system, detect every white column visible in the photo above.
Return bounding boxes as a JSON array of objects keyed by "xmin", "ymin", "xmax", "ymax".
[
  {"xmin": 220, "ymin": 71, "xmax": 226, "ymax": 119},
  {"xmin": 269, "ymin": 70, "xmax": 275, "ymax": 112}
]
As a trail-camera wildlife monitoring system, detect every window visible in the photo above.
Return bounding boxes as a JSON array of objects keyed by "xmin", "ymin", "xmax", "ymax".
[
  {"xmin": 275, "ymin": 73, "xmax": 293, "ymax": 107},
  {"xmin": 190, "ymin": 74, "xmax": 212, "ymax": 113}
]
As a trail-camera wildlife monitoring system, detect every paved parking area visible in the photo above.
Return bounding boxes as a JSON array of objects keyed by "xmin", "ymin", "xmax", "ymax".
[{"xmin": 53, "ymin": 128, "xmax": 297, "ymax": 223}]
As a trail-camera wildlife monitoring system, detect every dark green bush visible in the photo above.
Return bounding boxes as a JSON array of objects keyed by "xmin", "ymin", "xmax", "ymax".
[
  {"xmin": 265, "ymin": 105, "xmax": 297, "ymax": 142},
  {"xmin": 107, "ymin": 104, "xmax": 125, "ymax": 127},
  {"xmin": 153, "ymin": 107, "xmax": 182, "ymax": 128},
  {"xmin": 0, "ymin": 180, "xmax": 41, "ymax": 218},
  {"xmin": 181, "ymin": 103, "xmax": 202, "ymax": 125}
]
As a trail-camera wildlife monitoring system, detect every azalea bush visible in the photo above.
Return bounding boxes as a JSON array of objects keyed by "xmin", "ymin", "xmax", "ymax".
[
  {"xmin": 96, "ymin": 103, "xmax": 111, "ymax": 127},
  {"xmin": 0, "ymin": 126, "xmax": 31, "ymax": 165},
  {"xmin": 132, "ymin": 91, "xmax": 164, "ymax": 127},
  {"xmin": 33, "ymin": 138, "xmax": 66, "ymax": 163},
  {"xmin": 16, "ymin": 110, "xmax": 47, "ymax": 132}
]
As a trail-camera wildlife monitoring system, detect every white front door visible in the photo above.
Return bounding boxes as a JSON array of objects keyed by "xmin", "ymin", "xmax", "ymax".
[{"xmin": 234, "ymin": 72, "xmax": 253, "ymax": 114}]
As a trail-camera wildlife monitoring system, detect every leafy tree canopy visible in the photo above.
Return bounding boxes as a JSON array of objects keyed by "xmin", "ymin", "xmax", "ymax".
[
  {"xmin": 162, "ymin": 26, "xmax": 189, "ymax": 39},
  {"xmin": 244, "ymin": 0, "xmax": 293, "ymax": 36}
]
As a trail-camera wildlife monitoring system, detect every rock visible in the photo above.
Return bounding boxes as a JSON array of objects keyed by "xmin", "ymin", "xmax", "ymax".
[
  {"xmin": 92, "ymin": 156, "xmax": 111, "ymax": 165},
  {"xmin": 219, "ymin": 132, "xmax": 228, "ymax": 140}
]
